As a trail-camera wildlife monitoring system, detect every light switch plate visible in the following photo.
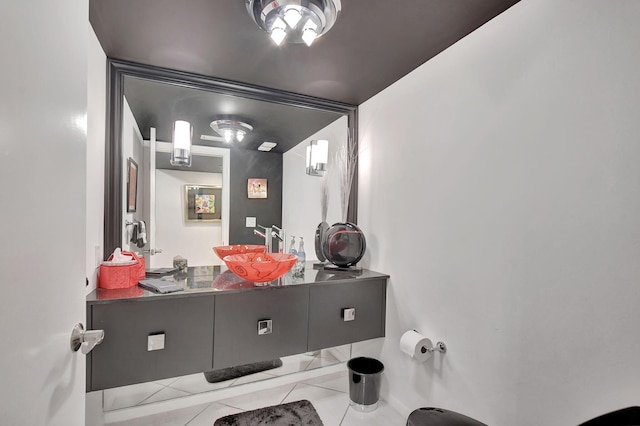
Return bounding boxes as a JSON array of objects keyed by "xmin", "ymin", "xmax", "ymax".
[
  {"xmin": 246, "ymin": 217, "xmax": 257, "ymax": 227},
  {"xmin": 148, "ymin": 334, "xmax": 165, "ymax": 351}
]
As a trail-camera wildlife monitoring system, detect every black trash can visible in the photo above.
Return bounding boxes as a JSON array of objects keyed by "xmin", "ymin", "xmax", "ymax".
[{"xmin": 347, "ymin": 357, "xmax": 384, "ymax": 412}]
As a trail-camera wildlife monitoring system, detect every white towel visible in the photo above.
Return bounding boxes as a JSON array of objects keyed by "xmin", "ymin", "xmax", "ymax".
[{"xmin": 137, "ymin": 220, "xmax": 147, "ymax": 247}]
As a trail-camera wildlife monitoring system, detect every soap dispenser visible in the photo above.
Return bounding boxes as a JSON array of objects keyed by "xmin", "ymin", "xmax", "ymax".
[
  {"xmin": 289, "ymin": 236, "xmax": 297, "ymax": 255},
  {"xmin": 297, "ymin": 237, "xmax": 306, "ymax": 266}
]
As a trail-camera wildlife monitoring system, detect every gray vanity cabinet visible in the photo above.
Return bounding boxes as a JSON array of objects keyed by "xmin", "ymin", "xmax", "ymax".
[
  {"xmin": 307, "ymin": 278, "xmax": 387, "ymax": 351},
  {"xmin": 213, "ymin": 286, "xmax": 309, "ymax": 370},
  {"xmin": 87, "ymin": 295, "xmax": 215, "ymax": 391},
  {"xmin": 86, "ymin": 269, "xmax": 388, "ymax": 392}
]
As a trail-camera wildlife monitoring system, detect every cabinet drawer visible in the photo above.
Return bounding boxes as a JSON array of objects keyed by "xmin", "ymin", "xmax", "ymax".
[
  {"xmin": 213, "ymin": 287, "xmax": 308, "ymax": 370},
  {"xmin": 308, "ymin": 279, "xmax": 386, "ymax": 351},
  {"xmin": 89, "ymin": 295, "xmax": 214, "ymax": 391}
]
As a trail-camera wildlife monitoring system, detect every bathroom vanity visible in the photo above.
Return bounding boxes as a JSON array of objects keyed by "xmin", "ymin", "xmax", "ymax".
[{"xmin": 85, "ymin": 264, "xmax": 388, "ymax": 391}]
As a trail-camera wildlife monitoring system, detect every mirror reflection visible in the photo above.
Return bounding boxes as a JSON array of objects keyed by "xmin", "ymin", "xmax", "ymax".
[
  {"xmin": 102, "ymin": 345, "xmax": 352, "ymax": 411},
  {"xmin": 119, "ymin": 74, "xmax": 349, "ymax": 269},
  {"xmin": 104, "ymin": 61, "xmax": 357, "ymax": 409}
]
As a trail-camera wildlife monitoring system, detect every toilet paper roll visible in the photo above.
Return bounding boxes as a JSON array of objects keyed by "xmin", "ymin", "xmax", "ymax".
[{"xmin": 400, "ymin": 330, "xmax": 433, "ymax": 362}]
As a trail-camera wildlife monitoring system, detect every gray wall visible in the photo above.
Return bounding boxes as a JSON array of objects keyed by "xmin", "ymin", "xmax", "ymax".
[{"xmin": 230, "ymin": 150, "xmax": 282, "ymax": 245}]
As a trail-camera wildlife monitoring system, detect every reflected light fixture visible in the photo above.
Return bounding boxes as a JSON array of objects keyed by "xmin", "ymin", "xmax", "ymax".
[
  {"xmin": 246, "ymin": 0, "xmax": 341, "ymax": 47},
  {"xmin": 209, "ymin": 119, "xmax": 253, "ymax": 144},
  {"xmin": 170, "ymin": 120, "xmax": 192, "ymax": 167},
  {"xmin": 306, "ymin": 139, "xmax": 328, "ymax": 176}
]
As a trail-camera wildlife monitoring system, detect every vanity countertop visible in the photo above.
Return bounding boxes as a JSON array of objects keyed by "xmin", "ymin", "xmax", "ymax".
[{"xmin": 87, "ymin": 262, "xmax": 389, "ymax": 304}]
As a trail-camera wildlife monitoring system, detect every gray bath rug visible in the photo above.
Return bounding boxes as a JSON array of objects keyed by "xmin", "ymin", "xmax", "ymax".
[
  {"xmin": 203, "ymin": 359, "xmax": 283, "ymax": 383},
  {"xmin": 214, "ymin": 399, "xmax": 324, "ymax": 426}
]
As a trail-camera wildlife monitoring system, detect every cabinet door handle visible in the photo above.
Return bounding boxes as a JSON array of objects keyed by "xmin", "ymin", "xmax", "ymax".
[
  {"xmin": 258, "ymin": 319, "xmax": 272, "ymax": 335},
  {"xmin": 148, "ymin": 333, "xmax": 165, "ymax": 351},
  {"xmin": 342, "ymin": 308, "xmax": 356, "ymax": 322}
]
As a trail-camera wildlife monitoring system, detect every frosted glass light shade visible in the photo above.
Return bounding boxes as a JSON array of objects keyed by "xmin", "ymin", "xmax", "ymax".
[
  {"xmin": 270, "ymin": 17, "xmax": 287, "ymax": 45},
  {"xmin": 301, "ymin": 19, "xmax": 318, "ymax": 46},
  {"xmin": 170, "ymin": 120, "xmax": 192, "ymax": 166},
  {"xmin": 306, "ymin": 139, "xmax": 328, "ymax": 176},
  {"xmin": 311, "ymin": 139, "xmax": 328, "ymax": 165},
  {"xmin": 283, "ymin": 7, "xmax": 302, "ymax": 28},
  {"xmin": 173, "ymin": 120, "xmax": 191, "ymax": 150}
]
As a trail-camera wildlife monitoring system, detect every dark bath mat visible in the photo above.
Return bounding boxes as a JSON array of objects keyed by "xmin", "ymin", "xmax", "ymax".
[
  {"xmin": 214, "ymin": 399, "xmax": 324, "ymax": 426},
  {"xmin": 203, "ymin": 359, "xmax": 283, "ymax": 383}
]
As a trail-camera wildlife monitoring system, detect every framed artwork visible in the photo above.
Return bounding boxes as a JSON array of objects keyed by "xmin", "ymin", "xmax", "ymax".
[
  {"xmin": 126, "ymin": 158, "xmax": 138, "ymax": 212},
  {"xmin": 247, "ymin": 178, "xmax": 267, "ymax": 199},
  {"xmin": 185, "ymin": 184, "xmax": 222, "ymax": 221}
]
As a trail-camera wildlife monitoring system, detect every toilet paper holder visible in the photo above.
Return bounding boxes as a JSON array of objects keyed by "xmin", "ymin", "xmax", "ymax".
[{"xmin": 423, "ymin": 341, "xmax": 447, "ymax": 354}]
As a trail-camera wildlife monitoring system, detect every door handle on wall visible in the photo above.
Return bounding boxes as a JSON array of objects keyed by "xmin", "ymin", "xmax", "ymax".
[{"xmin": 70, "ymin": 323, "xmax": 104, "ymax": 354}]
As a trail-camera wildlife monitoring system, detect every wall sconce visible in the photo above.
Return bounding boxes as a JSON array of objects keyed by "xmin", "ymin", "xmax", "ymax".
[
  {"xmin": 306, "ymin": 139, "xmax": 328, "ymax": 176},
  {"xmin": 170, "ymin": 120, "xmax": 192, "ymax": 167}
]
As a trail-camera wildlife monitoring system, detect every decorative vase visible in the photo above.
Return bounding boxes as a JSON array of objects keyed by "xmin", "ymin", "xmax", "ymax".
[
  {"xmin": 314, "ymin": 221, "xmax": 329, "ymax": 262},
  {"xmin": 321, "ymin": 222, "xmax": 366, "ymax": 268}
]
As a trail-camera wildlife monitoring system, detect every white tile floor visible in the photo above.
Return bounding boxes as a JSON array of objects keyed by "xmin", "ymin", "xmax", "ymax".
[{"xmin": 103, "ymin": 370, "xmax": 405, "ymax": 426}]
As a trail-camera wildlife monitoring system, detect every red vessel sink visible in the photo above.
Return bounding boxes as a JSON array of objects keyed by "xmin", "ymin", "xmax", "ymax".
[
  {"xmin": 222, "ymin": 253, "xmax": 298, "ymax": 283},
  {"xmin": 213, "ymin": 244, "xmax": 267, "ymax": 260}
]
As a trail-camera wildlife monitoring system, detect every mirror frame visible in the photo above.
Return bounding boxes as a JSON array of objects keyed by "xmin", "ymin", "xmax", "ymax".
[{"xmin": 104, "ymin": 58, "xmax": 359, "ymax": 260}]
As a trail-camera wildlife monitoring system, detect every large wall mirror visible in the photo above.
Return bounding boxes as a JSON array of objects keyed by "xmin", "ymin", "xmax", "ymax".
[
  {"xmin": 101, "ymin": 59, "xmax": 359, "ymax": 409},
  {"xmin": 104, "ymin": 59, "xmax": 358, "ymax": 266}
]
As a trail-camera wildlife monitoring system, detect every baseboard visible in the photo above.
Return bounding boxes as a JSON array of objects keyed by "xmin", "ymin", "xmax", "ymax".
[{"xmin": 383, "ymin": 391, "xmax": 413, "ymax": 421}]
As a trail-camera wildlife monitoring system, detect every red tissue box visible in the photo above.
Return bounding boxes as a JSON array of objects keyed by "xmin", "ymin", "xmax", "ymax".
[{"xmin": 98, "ymin": 251, "xmax": 146, "ymax": 289}]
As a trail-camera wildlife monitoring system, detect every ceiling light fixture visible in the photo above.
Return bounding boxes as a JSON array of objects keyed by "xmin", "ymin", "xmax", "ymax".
[
  {"xmin": 209, "ymin": 119, "xmax": 253, "ymax": 144},
  {"xmin": 246, "ymin": 0, "xmax": 341, "ymax": 47},
  {"xmin": 170, "ymin": 120, "xmax": 192, "ymax": 167}
]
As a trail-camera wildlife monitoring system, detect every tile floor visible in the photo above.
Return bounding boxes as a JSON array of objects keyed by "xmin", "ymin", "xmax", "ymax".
[{"xmin": 104, "ymin": 370, "xmax": 405, "ymax": 426}]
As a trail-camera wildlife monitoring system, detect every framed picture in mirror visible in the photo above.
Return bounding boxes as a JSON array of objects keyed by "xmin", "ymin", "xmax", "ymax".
[
  {"xmin": 185, "ymin": 184, "xmax": 222, "ymax": 222},
  {"xmin": 247, "ymin": 178, "xmax": 267, "ymax": 199},
  {"xmin": 126, "ymin": 158, "xmax": 138, "ymax": 212}
]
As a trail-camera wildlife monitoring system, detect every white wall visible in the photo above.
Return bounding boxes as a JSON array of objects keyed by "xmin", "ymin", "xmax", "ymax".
[
  {"xmin": 154, "ymin": 169, "xmax": 223, "ymax": 267},
  {"xmin": 357, "ymin": 1, "xmax": 640, "ymax": 425},
  {"xmin": 86, "ymin": 28, "xmax": 106, "ymax": 294},
  {"xmin": 283, "ymin": 116, "xmax": 347, "ymax": 259},
  {"xmin": 121, "ymin": 96, "xmax": 145, "ymax": 253}
]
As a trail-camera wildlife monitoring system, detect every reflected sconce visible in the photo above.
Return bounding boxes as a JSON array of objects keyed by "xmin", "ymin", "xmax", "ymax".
[
  {"xmin": 306, "ymin": 139, "xmax": 328, "ymax": 176},
  {"xmin": 170, "ymin": 120, "xmax": 192, "ymax": 167},
  {"xmin": 246, "ymin": 0, "xmax": 341, "ymax": 47}
]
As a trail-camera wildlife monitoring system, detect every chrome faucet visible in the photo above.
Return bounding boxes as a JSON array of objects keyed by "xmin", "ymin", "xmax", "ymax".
[
  {"xmin": 271, "ymin": 225, "xmax": 286, "ymax": 253},
  {"xmin": 254, "ymin": 225, "xmax": 272, "ymax": 252}
]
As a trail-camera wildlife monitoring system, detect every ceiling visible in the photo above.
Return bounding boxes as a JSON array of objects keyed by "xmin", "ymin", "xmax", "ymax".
[
  {"xmin": 91, "ymin": 0, "xmax": 520, "ymax": 152},
  {"xmin": 124, "ymin": 76, "xmax": 343, "ymax": 152}
]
